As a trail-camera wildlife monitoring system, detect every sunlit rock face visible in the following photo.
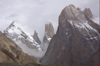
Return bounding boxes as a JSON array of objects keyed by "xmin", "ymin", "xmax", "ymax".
[
  {"xmin": 42, "ymin": 22, "xmax": 55, "ymax": 52},
  {"xmin": 41, "ymin": 4, "xmax": 100, "ymax": 66},
  {"xmin": 43, "ymin": 22, "xmax": 54, "ymax": 43}
]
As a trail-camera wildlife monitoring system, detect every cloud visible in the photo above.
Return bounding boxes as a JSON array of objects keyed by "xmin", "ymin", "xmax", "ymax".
[{"xmin": 0, "ymin": 0, "xmax": 99, "ymax": 41}]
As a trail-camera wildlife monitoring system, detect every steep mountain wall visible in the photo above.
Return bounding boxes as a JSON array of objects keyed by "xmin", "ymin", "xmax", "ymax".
[{"xmin": 41, "ymin": 4, "xmax": 100, "ymax": 66}]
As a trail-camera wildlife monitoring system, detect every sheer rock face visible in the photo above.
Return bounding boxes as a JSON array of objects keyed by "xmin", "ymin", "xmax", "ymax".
[
  {"xmin": 86, "ymin": 50, "xmax": 100, "ymax": 66},
  {"xmin": 42, "ymin": 22, "xmax": 54, "ymax": 51},
  {"xmin": 84, "ymin": 8, "xmax": 93, "ymax": 18},
  {"xmin": 43, "ymin": 22, "xmax": 54, "ymax": 42},
  {"xmin": 41, "ymin": 4, "xmax": 100, "ymax": 66},
  {"xmin": 33, "ymin": 30, "xmax": 41, "ymax": 44}
]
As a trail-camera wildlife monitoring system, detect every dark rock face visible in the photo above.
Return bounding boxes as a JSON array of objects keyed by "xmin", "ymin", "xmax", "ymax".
[
  {"xmin": 86, "ymin": 50, "xmax": 100, "ymax": 66},
  {"xmin": 41, "ymin": 4, "xmax": 100, "ymax": 66},
  {"xmin": 33, "ymin": 30, "xmax": 41, "ymax": 44}
]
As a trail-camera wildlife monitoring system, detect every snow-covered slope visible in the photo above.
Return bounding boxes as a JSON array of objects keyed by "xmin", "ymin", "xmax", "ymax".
[
  {"xmin": 68, "ymin": 20, "xmax": 100, "ymax": 40},
  {"xmin": 4, "ymin": 22, "xmax": 44, "ymax": 57},
  {"xmin": 59, "ymin": 4, "xmax": 100, "ymax": 41},
  {"xmin": 5, "ymin": 22, "xmax": 34, "ymax": 43}
]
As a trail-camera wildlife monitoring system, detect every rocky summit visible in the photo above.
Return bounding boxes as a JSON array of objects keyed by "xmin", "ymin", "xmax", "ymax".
[
  {"xmin": 3, "ymin": 22, "xmax": 42, "ymax": 58},
  {"xmin": 41, "ymin": 4, "xmax": 100, "ymax": 66},
  {"xmin": 43, "ymin": 22, "xmax": 54, "ymax": 43},
  {"xmin": 33, "ymin": 30, "xmax": 41, "ymax": 44},
  {"xmin": 42, "ymin": 22, "xmax": 54, "ymax": 51},
  {"xmin": 4, "ymin": 22, "xmax": 41, "ymax": 50}
]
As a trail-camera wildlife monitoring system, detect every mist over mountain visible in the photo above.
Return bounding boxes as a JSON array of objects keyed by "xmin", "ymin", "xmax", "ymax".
[
  {"xmin": 0, "ymin": 0, "xmax": 99, "ymax": 41},
  {"xmin": 0, "ymin": 0, "xmax": 99, "ymax": 66},
  {"xmin": 4, "ymin": 22, "xmax": 43, "ymax": 58},
  {"xmin": 3, "ymin": 21, "xmax": 54, "ymax": 61}
]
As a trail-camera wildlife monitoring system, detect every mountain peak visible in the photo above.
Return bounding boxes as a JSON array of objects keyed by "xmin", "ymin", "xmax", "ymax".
[
  {"xmin": 4, "ymin": 21, "xmax": 22, "ymax": 35},
  {"xmin": 68, "ymin": 4, "xmax": 76, "ymax": 10},
  {"xmin": 43, "ymin": 22, "xmax": 54, "ymax": 42},
  {"xmin": 84, "ymin": 8, "xmax": 93, "ymax": 18},
  {"xmin": 9, "ymin": 21, "xmax": 18, "ymax": 28},
  {"xmin": 45, "ymin": 22, "xmax": 54, "ymax": 38},
  {"xmin": 59, "ymin": 4, "xmax": 99, "ymax": 35},
  {"xmin": 64, "ymin": 4, "xmax": 79, "ymax": 17},
  {"xmin": 4, "ymin": 22, "xmax": 42, "ymax": 54},
  {"xmin": 33, "ymin": 30, "xmax": 41, "ymax": 44},
  {"xmin": 46, "ymin": 22, "xmax": 52, "ymax": 24},
  {"xmin": 41, "ymin": 5, "xmax": 100, "ymax": 66},
  {"xmin": 11, "ymin": 21, "xmax": 15, "ymax": 25},
  {"xmin": 60, "ymin": 4, "xmax": 93, "ymax": 22}
]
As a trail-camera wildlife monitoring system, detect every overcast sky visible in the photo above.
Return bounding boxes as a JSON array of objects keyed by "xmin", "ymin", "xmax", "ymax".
[{"xmin": 0, "ymin": 0, "xmax": 99, "ymax": 40}]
